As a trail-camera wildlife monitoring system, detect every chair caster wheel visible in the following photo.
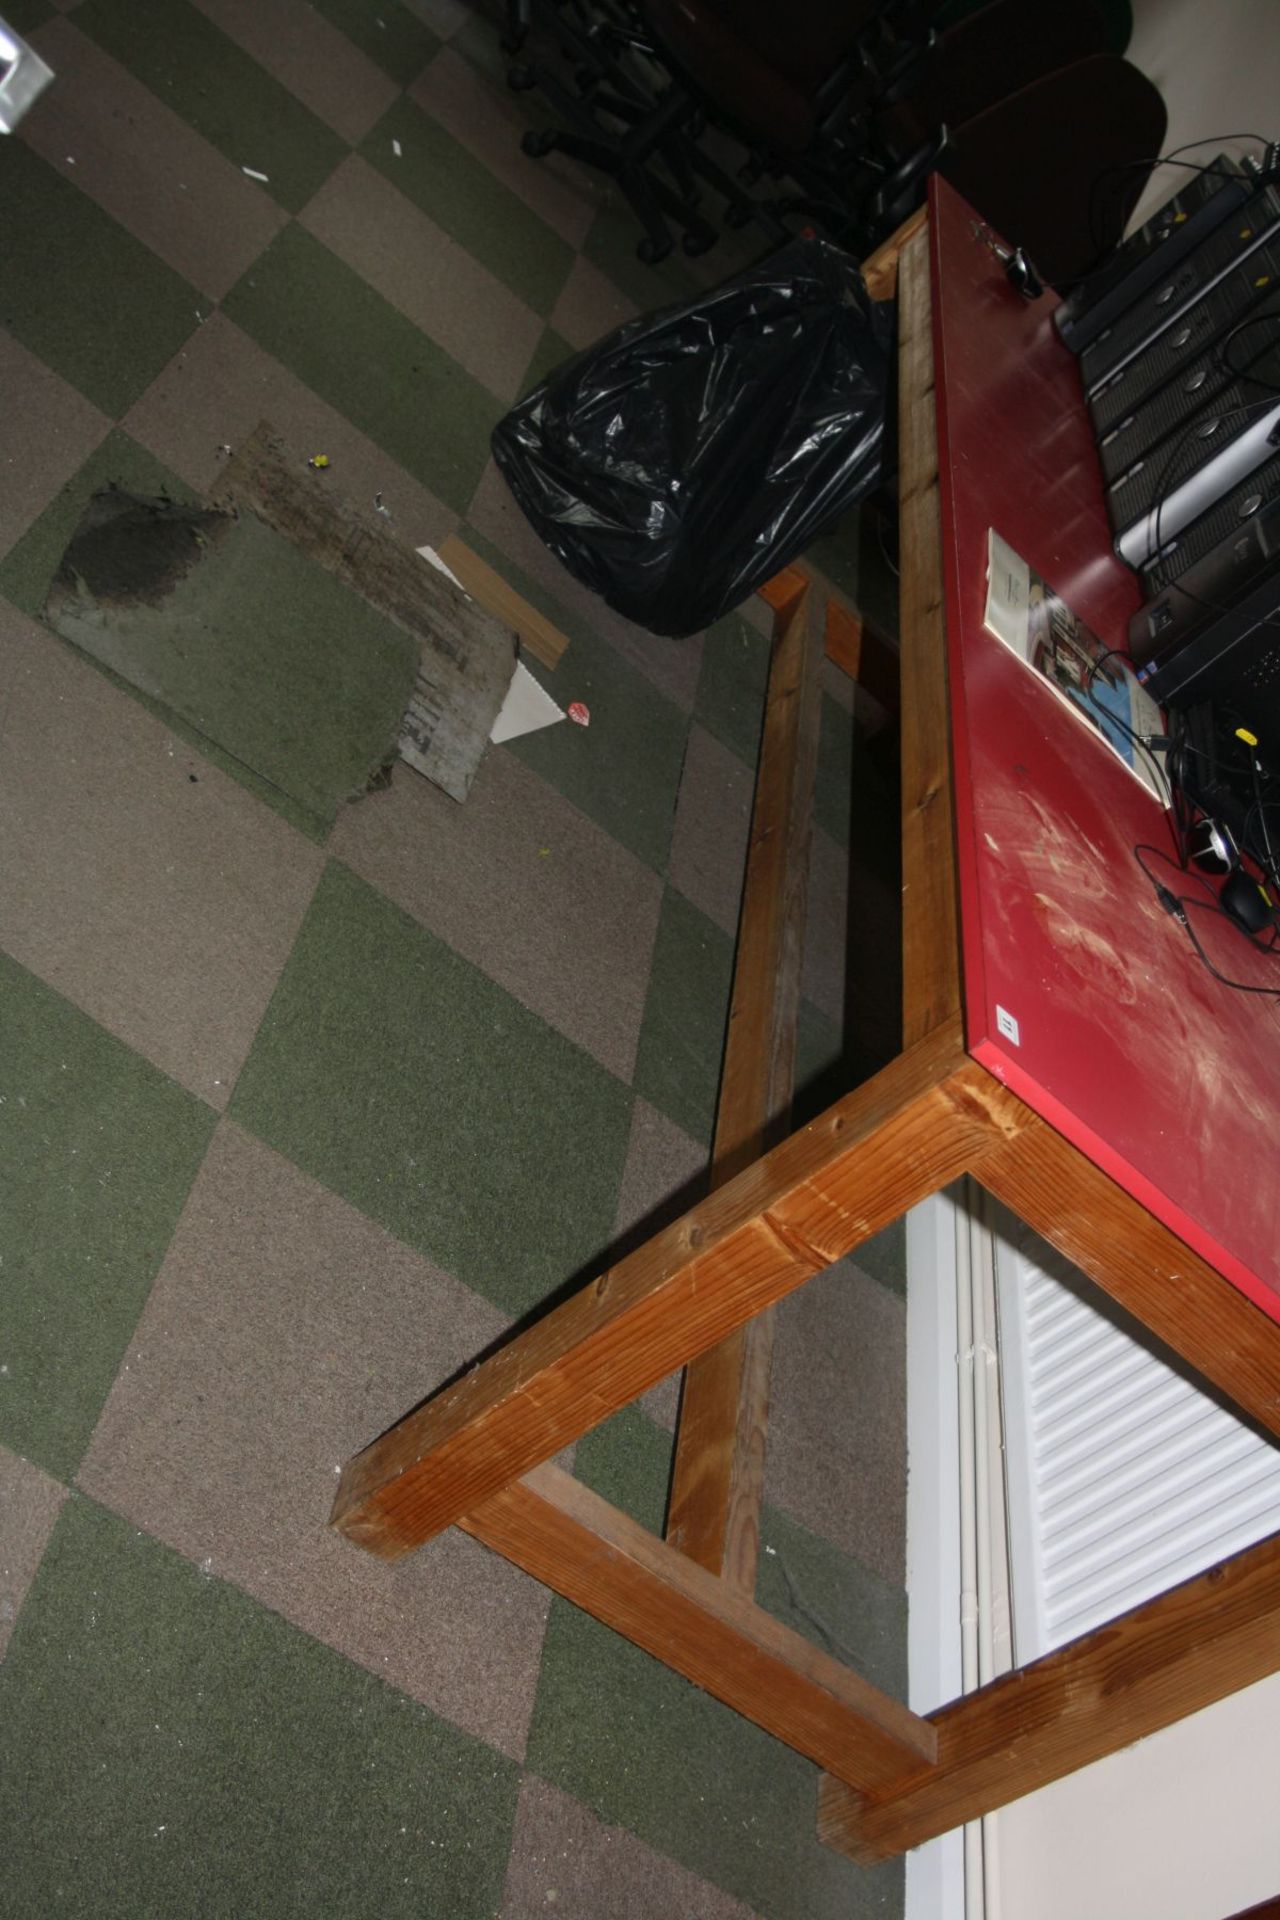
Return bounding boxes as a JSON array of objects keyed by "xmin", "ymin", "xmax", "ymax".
[
  {"xmin": 637, "ymin": 234, "xmax": 672, "ymax": 265},
  {"xmin": 682, "ymin": 228, "xmax": 714, "ymax": 257},
  {"xmin": 522, "ymin": 129, "xmax": 558, "ymax": 158}
]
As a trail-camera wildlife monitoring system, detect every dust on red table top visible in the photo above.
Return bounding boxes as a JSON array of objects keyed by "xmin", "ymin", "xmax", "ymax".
[{"xmin": 927, "ymin": 175, "xmax": 1280, "ymax": 1319}]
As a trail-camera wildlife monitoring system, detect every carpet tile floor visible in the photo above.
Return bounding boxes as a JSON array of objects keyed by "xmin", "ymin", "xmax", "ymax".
[{"xmin": 0, "ymin": 4, "xmax": 906, "ymax": 1912}]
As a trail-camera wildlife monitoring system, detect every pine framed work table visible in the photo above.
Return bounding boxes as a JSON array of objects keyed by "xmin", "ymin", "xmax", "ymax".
[{"xmin": 330, "ymin": 177, "xmax": 1280, "ymax": 1865}]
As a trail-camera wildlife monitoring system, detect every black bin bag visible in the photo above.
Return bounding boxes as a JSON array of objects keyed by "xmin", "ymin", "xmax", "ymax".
[{"xmin": 491, "ymin": 237, "xmax": 894, "ymax": 638}]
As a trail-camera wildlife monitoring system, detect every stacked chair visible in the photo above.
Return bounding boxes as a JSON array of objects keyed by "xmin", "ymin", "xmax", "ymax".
[{"xmin": 503, "ymin": 0, "xmax": 1165, "ymax": 283}]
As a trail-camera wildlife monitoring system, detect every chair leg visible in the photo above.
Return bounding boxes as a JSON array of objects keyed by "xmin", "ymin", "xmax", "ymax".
[{"xmin": 501, "ymin": 0, "xmax": 530, "ymax": 54}]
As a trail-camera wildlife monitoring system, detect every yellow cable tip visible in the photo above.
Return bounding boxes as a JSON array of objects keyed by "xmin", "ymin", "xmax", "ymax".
[{"xmin": 1235, "ymin": 726, "xmax": 1259, "ymax": 748}]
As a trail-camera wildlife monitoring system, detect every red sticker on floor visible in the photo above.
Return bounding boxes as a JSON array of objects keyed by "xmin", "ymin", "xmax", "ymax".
[{"xmin": 567, "ymin": 701, "xmax": 590, "ymax": 727}]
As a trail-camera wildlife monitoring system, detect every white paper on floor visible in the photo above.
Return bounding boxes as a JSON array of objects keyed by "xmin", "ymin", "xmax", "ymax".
[{"xmin": 489, "ymin": 660, "xmax": 565, "ymax": 743}]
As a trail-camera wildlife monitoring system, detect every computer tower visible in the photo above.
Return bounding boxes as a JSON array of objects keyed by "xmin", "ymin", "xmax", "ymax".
[
  {"xmin": 1079, "ymin": 186, "xmax": 1280, "ymax": 393},
  {"xmin": 1106, "ymin": 342, "xmax": 1280, "ymax": 567},
  {"xmin": 1131, "ymin": 488, "xmax": 1280, "ymax": 702},
  {"xmin": 1055, "ymin": 154, "xmax": 1254, "ymax": 353},
  {"xmin": 1140, "ymin": 451, "xmax": 1280, "ymax": 593},
  {"xmin": 1090, "ymin": 252, "xmax": 1280, "ymax": 469}
]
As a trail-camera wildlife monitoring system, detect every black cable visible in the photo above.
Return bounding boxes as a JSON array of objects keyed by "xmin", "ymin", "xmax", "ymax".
[
  {"xmin": 1181, "ymin": 895, "xmax": 1280, "ymax": 994},
  {"xmin": 1081, "ymin": 146, "xmax": 1273, "ymax": 277},
  {"xmin": 1136, "ymin": 840, "xmax": 1219, "ymax": 897},
  {"xmin": 1218, "ymin": 309, "xmax": 1280, "ymax": 390},
  {"xmin": 1081, "ymin": 646, "xmax": 1172, "ymax": 802},
  {"xmin": 1133, "ymin": 842, "xmax": 1280, "ymax": 995}
]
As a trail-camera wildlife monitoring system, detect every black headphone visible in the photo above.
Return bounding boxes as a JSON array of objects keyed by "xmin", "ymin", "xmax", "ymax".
[{"xmin": 1187, "ymin": 812, "xmax": 1277, "ymax": 933}]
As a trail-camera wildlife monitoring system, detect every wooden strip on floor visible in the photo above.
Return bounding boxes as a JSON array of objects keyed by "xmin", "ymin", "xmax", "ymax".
[{"xmin": 437, "ymin": 532, "xmax": 569, "ymax": 670}]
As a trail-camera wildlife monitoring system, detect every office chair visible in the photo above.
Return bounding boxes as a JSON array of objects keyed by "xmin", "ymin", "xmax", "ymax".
[
  {"xmin": 934, "ymin": 53, "xmax": 1168, "ymax": 285},
  {"xmin": 511, "ymin": 0, "xmax": 900, "ymax": 260}
]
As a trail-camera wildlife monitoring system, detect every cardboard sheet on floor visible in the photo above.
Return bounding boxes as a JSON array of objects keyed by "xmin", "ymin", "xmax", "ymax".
[
  {"xmin": 45, "ymin": 427, "xmax": 521, "ymax": 813},
  {"xmin": 45, "ymin": 487, "xmax": 419, "ymax": 821},
  {"xmin": 214, "ymin": 427, "xmax": 518, "ymax": 801}
]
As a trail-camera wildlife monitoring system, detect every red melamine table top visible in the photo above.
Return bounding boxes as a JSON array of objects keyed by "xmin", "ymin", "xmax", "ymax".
[{"xmin": 928, "ymin": 176, "xmax": 1280, "ymax": 1320}]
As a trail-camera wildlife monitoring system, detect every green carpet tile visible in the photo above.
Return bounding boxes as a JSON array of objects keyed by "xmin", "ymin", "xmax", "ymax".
[
  {"xmin": 3, "ymin": 0, "xmax": 54, "ymax": 33},
  {"xmin": 521, "ymin": 322, "xmax": 579, "ymax": 395},
  {"xmin": 229, "ymin": 860, "xmax": 633, "ymax": 1318},
  {"xmin": 694, "ymin": 609, "xmax": 772, "ymax": 769},
  {"xmin": 446, "ymin": 8, "xmax": 511, "ymax": 86},
  {"xmin": 815, "ymin": 691, "xmax": 861, "ymax": 850},
  {"xmin": 0, "ymin": 1495, "xmax": 519, "ymax": 1919},
  {"xmin": 632, "ymin": 884, "xmax": 734, "ymax": 1147},
  {"xmin": 850, "ymin": 1217, "xmax": 908, "ymax": 1298},
  {"xmin": 0, "ymin": 141, "xmax": 199, "ymax": 418},
  {"xmin": 574, "ymin": 1403, "xmax": 909, "ymax": 1698},
  {"xmin": 360, "ymin": 96, "xmax": 574, "ymax": 315},
  {"xmin": 0, "ymin": 956, "xmax": 216, "ymax": 1481},
  {"xmin": 76, "ymin": 0, "xmax": 349, "ymax": 214},
  {"xmin": 0, "ymin": 432, "xmax": 186, "ymax": 623},
  {"xmin": 581, "ymin": 197, "xmax": 705, "ymax": 315},
  {"xmin": 634, "ymin": 886, "xmax": 846, "ymax": 1146},
  {"xmin": 47, "ymin": 505, "xmax": 419, "ymax": 827},
  {"xmin": 223, "ymin": 224, "xmax": 505, "ymax": 517}
]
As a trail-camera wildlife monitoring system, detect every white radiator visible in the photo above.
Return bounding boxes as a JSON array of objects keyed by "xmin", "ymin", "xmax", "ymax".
[{"xmin": 992, "ymin": 1209, "xmax": 1280, "ymax": 1660}]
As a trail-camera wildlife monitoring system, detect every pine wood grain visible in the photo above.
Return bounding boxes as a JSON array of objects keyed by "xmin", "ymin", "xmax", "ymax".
[
  {"xmin": 666, "ymin": 586, "xmax": 824, "ymax": 1588},
  {"xmin": 862, "ymin": 206, "xmax": 929, "ymax": 304},
  {"xmin": 436, "ymin": 533, "xmax": 569, "ymax": 670},
  {"xmin": 896, "ymin": 230, "xmax": 961, "ymax": 1047},
  {"xmin": 329, "ymin": 1031, "xmax": 1021, "ymax": 1560},
  {"xmin": 461, "ymin": 1460, "xmax": 938, "ymax": 1793}
]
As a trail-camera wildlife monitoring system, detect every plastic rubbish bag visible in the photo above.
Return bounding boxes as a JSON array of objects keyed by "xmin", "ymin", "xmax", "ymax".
[{"xmin": 491, "ymin": 236, "xmax": 893, "ymax": 638}]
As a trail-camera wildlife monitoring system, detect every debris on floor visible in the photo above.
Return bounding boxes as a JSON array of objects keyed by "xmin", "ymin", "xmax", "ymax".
[
  {"xmin": 416, "ymin": 543, "xmax": 565, "ymax": 745},
  {"xmin": 490, "ymin": 661, "xmax": 565, "ymax": 744},
  {"xmin": 45, "ymin": 425, "xmax": 519, "ymax": 809},
  {"xmin": 45, "ymin": 486, "xmax": 418, "ymax": 819},
  {"xmin": 214, "ymin": 426, "xmax": 518, "ymax": 801},
  {"xmin": 436, "ymin": 532, "xmax": 570, "ymax": 670}
]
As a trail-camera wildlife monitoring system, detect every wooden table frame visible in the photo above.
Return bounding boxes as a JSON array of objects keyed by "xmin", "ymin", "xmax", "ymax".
[{"xmin": 331, "ymin": 212, "xmax": 1280, "ymax": 1866}]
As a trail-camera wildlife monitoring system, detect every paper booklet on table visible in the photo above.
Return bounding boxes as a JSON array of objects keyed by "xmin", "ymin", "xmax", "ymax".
[{"xmin": 984, "ymin": 528, "xmax": 1168, "ymax": 802}]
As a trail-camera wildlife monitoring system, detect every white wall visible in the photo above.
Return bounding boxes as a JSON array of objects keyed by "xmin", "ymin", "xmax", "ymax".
[
  {"xmin": 1125, "ymin": 0, "xmax": 1279, "ymax": 227},
  {"xmin": 992, "ymin": 1671, "xmax": 1280, "ymax": 1920}
]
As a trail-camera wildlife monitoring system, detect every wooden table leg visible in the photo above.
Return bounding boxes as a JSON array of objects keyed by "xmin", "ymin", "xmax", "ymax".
[
  {"xmin": 330, "ymin": 1037, "xmax": 1024, "ymax": 1560},
  {"xmin": 666, "ymin": 583, "xmax": 823, "ymax": 1590}
]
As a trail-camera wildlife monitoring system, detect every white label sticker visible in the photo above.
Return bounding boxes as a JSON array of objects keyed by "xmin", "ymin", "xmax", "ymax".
[{"xmin": 995, "ymin": 1004, "xmax": 1021, "ymax": 1047}]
